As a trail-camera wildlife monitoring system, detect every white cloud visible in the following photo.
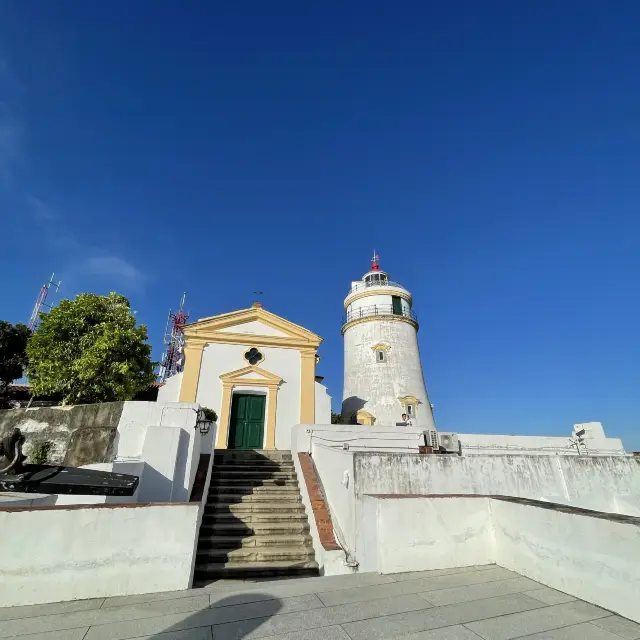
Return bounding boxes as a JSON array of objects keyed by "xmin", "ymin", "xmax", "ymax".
[
  {"xmin": 27, "ymin": 195, "xmax": 147, "ymax": 293},
  {"xmin": 26, "ymin": 195, "xmax": 57, "ymax": 222},
  {"xmin": 85, "ymin": 256, "xmax": 145, "ymax": 287}
]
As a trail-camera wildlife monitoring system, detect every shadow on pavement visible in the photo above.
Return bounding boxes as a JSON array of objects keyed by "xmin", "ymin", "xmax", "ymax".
[{"xmin": 150, "ymin": 592, "xmax": 282, "ymax": 640}]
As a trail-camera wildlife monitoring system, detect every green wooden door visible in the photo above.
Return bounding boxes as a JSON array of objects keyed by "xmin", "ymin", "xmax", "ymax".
[
  {"xmin": 392, "ymin": 296, "xmax": 403, "ymax": 315},
  {"xmin": 229, "ymin": 394, "xmax": 266, "ymax": 450}
]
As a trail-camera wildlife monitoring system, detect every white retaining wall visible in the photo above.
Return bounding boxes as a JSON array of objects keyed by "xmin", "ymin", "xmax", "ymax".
[
  {"xmin": 0, "ymin": 502, "xmax": 200, "ymax": 607},
  {"xmin": 64, "ymin": 401, "xmax": 203, "ymax": 506},
  {"xmin": 356, "ymin": 495, "xmax": 640, "ymax": 624}
]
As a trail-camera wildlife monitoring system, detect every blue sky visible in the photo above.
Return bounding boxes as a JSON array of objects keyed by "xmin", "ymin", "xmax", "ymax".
[{"xmin": 1, "ymin": 1, "xmax": 639, "ymax": 450}]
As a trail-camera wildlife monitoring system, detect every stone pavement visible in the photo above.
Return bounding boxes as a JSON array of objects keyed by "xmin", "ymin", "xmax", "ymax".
[{"xmin": 0, "ymin": 564, "xmax": 639, "ymax": 640}]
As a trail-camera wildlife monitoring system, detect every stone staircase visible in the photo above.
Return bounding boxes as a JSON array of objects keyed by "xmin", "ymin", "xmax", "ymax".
[{"xmin": 193, "ymin": 449, "xmax": 319, "ymax": 584}]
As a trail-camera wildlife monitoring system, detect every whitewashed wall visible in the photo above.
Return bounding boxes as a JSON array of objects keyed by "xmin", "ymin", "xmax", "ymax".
[
  {"xmin": 355, "ymin": 495, "xmax": 640, "ymax": 623},
  {"xmin": 196, "ymin": 343, "xmax": 301, "ymax": 449},
  {"xmin": 54, "ymin": 402, "xmax": 202, "ymax": 506},
  {"xmin": 492, "ymin": 499, "xmax": 640, "ymax": 624},
  {"xmin": 156, "ymin": 372, "xmax": 183, "ymax": 403},
  {"xmin": 354, "ymin": 452, "xmax": 640, "ymax": 514},
  {"xmin": 291, "ymin": 424, "xmax": 639, "ymax": 575},
  {"xmin": 311, "ymin": 444, "xmax": 356, "ymax": 560},
  {"xmin": 342, "ymin": 319, "xmax": 435, "ymax": 428},
  {"xmin": 0, "ymin": 503, "xmax": 200, "ymax": 607},
  {"xmin": 363, "ymin": 496, "xmax": 495, "ymax": 574},
  {"xmin": 458, "ymin": 432, "xmax": 625, "ymax": 456},
  {"xmin": 314, "ymin": 382, "xmax": 331, "ymax": 424},
  {"xmin": 116, "ymin": 402, "xmax": 201, "ymax": 504}
]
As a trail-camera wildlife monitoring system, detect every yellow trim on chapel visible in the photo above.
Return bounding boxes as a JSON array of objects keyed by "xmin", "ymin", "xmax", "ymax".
[{"xmin": 178, "ymin": 305, "xmax": 323, "ymax": 448}]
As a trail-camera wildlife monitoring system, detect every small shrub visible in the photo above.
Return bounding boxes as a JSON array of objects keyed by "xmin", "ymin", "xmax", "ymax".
[
  {"xmin": 30, "ymin": 441, "xmax": 52, "ymax": 465},
  {"xmin": 200, "ymin": 407, "xmax": 218, "ymax": 422}
]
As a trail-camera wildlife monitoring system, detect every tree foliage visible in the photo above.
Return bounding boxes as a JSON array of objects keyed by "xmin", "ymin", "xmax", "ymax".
[
  {"xmin": 331, "ymin": 412, "xmax": 342, "ymax": 424},
  {"xmin": 26, "ymin": 293, "xmax": 155, "ymax": 405},
  {"xmin": 0, "ymin": 321, "xmax": 30, "ymax": 408}
]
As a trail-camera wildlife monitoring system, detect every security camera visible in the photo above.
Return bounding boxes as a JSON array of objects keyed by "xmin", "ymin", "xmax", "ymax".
[{"xmin": 575, "ymin": 428, "xmax": 586, "ymax": 438}]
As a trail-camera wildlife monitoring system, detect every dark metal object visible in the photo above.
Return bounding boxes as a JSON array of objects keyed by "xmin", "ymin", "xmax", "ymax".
[
  {"xmin": 0, "ymin": 465, "xmax": 139, "ymax": 496},
  {"xmin": 0, "ymin": 428, "xmax": 138, "ymax": 496},
  {"xmin": 0, "ymin": 429, "xmax": 27, "ymax": 474}
]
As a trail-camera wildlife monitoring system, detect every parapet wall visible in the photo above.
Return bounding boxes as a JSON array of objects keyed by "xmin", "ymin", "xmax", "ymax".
[
  {"xmin": 354, "ymin": 452, "xmax": 640, "ymax": 514},
  {"xmin": 0, "ymin": 402, "xmax": 125, "ymax": 465}
]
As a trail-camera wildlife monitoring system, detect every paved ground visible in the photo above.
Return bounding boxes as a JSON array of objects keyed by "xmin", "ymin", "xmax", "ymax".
[{"xmin": 1, "ymin": 565, "xmax": 639, "ymax": 640}]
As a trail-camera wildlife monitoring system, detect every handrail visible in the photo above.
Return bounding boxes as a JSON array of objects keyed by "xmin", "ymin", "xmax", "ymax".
[{"xmin": 342, "ymin": 304, "xmax": 418, "ymax": 326}]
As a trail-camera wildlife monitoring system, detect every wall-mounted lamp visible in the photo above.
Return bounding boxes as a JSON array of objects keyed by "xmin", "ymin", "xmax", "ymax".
[{"xmin": 195, "ymin": 407, "xmax": 217, "ymax": 436}]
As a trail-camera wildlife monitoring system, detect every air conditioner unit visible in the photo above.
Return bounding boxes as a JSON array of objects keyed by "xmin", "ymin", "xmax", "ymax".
[
  {"xmin": 438, "ymin": 432, "xmax": 460, "ymax": 453},
  {"xmin": 424, "ymin": 429, "xmax": 439, "ymax": 449}
]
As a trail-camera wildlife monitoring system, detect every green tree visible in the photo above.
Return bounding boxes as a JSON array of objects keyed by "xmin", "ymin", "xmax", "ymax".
[
  {"xmin": 0, "ymin": 321, "xmax": 30, "ymax": 408},
  {"xmin": 26, "ymin": 292, "xmax": 155, "ymax": 405},
  {"xmin": 331, "ymin": 412, "xmax": 342, "ymax": 424}
]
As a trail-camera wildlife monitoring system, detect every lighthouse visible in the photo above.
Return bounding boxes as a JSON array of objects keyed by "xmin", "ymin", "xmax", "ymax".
[{"xmin": 341, "ymin": 253, "xmax": 436, "ymax": 428}]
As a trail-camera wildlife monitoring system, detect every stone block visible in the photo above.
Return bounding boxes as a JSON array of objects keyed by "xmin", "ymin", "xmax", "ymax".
[
  {"xmin": 342, "ymin": 593, "xmax": 544, "ymax": 640},
  {"xmin": 465, "ymin": 601, "xmax": 610, "ymax": 640},
  {"xmin": 63, "ymin": 427, "xmax": 116, "ymax": 467}
]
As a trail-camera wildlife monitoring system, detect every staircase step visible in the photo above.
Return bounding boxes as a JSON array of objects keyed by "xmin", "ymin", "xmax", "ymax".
[
  {"xmin": 208, "ymin": 493, "xmax": 302, "ymax": 505},
  {"xmin": 214, "ymin": 450, "xmax": 293, "ymax": 462},
  {"xmin": 211, "ymin": 468, "xmax": 296, "ymax": 478},
  {"xmin": 197, "ymin": 450, "xmax": 314, "ymax": 583},
  {"xmin": 200, "ymin": 521, "xmax": 310, "ymax": 536},
  {"xmin": 209, "ymin": 477, "xmax": 298, "ymax": 488},
  {"xmin": 208, "ymin": 484, "xmax": 300, "ymax": 495},
  {"xmin": 214, "ymin": 457, "xmax": 294, "ymax": 465},
  {"xmin": 198, "ymin": 533, "xmax": 313, "ymax": 549},
  {"xmin": 214, "ymin": 461, "xmax": 294, "ymax": 469},
  {"xmin": 204, "ymin": 502, "xmax": 306, "ymax": 515},
  {"xmin": 197, "ymin": 546, "xmax": 315, "ymax": 563},
  {"xmin": 193, "ymin": 560, "xmax": 319, "ymax": 582},
  {"xmin": 203, "ymin": 514, "xmax": 308, "ymax": 528}
]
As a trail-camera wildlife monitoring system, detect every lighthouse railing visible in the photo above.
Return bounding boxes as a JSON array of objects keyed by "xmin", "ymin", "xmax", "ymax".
[
  {"xmin": 347, "ymin": 279, "xmax": 407, "ymax": 295},
  {"xmin": 342, "ymin": 304, "xmax": 418, "ymax": 326}
]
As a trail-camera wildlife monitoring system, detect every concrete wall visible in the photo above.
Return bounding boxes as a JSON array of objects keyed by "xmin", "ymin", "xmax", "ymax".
[
  {"xmin": 314, "ymin": 382, "xmax": 331, "ymax": 425},
  {"xmin": 0, "ymin": 502, "xmax": 200, "ymax": 607},
  {"xmin": 292, "ymin": 424, "xmax": 640, "ymax": 575},
  {"xmin": 458, "ymin": 432, "xmax": 626, "ymax": 456},
  {"xmin": 360, "ymin": 496, "xmax": 495, "ymax": 574},
  {"xmin": 0, "ymin": 400, "xmax": 203, "ymax": 507},
  {"xmin": 492, "ymin": 499, "xmax": 640, "ymax": 624},
  {"xmin": 353, "ymin": 453, "xmax": 640, "ymax": 515},
  {"xmin": 0, "ymin": 402, "xmax": 125, "ymax": 465},
  {"xmin": 355, "ymin": 495, "xmax": 640, "ymax": 624},
  {"xmin": 106, "ymin": 402, "xmax": 202, "ymax": 504},
  {"xmin": 311, "ymin": 444, "xmax": 356, "ymax": 559},
  {"xmin": 156, "ymin": 372, "xmax": 183, "ymax": 403},
  {"xmin": 295, "ymin": 424, "xmax": 427, "ymax": 453}
]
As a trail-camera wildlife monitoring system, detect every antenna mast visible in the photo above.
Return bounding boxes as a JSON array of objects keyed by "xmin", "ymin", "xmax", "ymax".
[
  {"xmin": 157, "ymin": 292, "xmax": 189, "ymax": 382},
  {"xmin": 28, "ymin": 273, "xmax": 61, "ymax": 332}
]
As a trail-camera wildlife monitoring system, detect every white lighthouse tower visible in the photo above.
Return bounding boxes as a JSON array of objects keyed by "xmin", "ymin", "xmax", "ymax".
[{"xmin": 342, "ymin": 253, "xmax": 436, "ymax": 428}]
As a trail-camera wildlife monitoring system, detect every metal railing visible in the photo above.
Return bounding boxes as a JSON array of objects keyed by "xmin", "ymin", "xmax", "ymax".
[
  {"xmin": 342, "ymin": 304, "xmax": 418, "ymax": 326},
  {"xmin": 347, "ymin": 279, "xmax": 408, "ymax": 296}
]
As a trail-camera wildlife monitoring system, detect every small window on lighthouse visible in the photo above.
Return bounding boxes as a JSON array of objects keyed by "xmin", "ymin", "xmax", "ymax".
[
  {"xmin": 376, "ymin": 350, "xmax": 386, "ymax": 363},
  {"xmin": 406, "ymin": 404, "xmax": 414, "ymax": 416}
]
